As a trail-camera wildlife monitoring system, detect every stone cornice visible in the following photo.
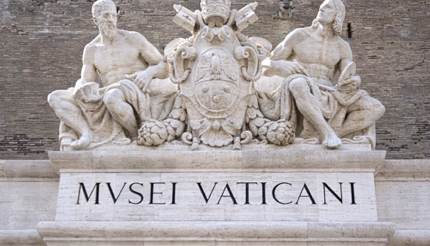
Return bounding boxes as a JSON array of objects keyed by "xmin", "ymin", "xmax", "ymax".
[
  {"xmin": 0, "ymin": 229, "xmax": 43, "ymax": 245},
  {"xmin": 376, "ymin": 160, "xmax": 430, "ymax": 180},
  {"xmin": 47, "ymin": 144, "xmax": 387, "ymax": 171},
  {"xmin": 2, "ymin": 151, "xmax": 430, "ymax": 179},
  {"xmin": 0, "ymin": 160, "xmax": 57, "ymax": 179},
  {"xmin": 37, "ymin": 221, "xmax": 395, "ymax": 241}
]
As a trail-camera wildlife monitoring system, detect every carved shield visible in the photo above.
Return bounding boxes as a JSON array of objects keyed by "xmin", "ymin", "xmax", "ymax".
[{"xmin": 191, "ymin": 48, "xmax": 241, "ymax": 118}]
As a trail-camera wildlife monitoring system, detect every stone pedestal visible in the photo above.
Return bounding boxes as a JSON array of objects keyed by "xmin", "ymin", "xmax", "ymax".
[{"xmin": 38, "ymin": 144, "xmax": 395, "ymax": 245}]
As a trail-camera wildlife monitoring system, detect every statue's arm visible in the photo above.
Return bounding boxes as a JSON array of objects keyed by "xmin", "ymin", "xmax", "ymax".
[
  {"xmin": 336, "ymin": 40, "xmax": 361, "ymax": 88},
  {"xmin": 76, "ymin": 45, "xmax": 98, "ymax": 88},
  {"xmin": 270, "ymin": 29, "xmax": 301, "ymax": 61},
  {"xmin": 338, "ymin": 40, "xmax": 354, "ymax": 72},
  {"xmin": 263, "ymin": 29, "xmax": 307, "ymax": 77},
  {"xmin": 72, "ymin": 44, "xmax": 102, "ymax": 102},
  {"xmin": 134, "ymin": 32, "xmax": 168, "ymax": 79}
]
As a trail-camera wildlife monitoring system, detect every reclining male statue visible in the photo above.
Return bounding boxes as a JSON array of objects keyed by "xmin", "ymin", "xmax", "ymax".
[
  {"xmin": 257, "ymin": 0, "xmax": 385, "ymax": 149},
  {"xmin": 47, "ymin": 0, "xmax": 176, "ymax": 150}
]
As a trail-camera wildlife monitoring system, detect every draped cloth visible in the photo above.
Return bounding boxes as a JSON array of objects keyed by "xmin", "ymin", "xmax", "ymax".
[
  {"xmin": 58, "ymin": 78, "xmax": 177, "ymax": 149},
  {"xmin": 58, "ymin": 83, "xmax": 128, "ymax": 150},
  {"xmin": 256, "ymin": 74, "xmax": 367, "ymax": 139}
]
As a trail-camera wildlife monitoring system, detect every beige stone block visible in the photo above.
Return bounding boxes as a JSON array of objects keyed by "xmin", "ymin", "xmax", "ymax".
[
  {"xmin": 0, "ymin": 181, "xmax": 58, "ymax": 230},
  {"xmin": 376, "ymin": 181, "xmax": 430, "ymax": 229}
]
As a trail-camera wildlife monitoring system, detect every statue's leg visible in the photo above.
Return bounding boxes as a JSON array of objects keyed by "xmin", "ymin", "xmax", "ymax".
[
  {"xmin": 288, "ymin": 78, "xmax": 342, "ymax": 149},
  {"xmin": 335, "ymin": 95, "xmax": 385, "ymax": 138},
  {"xmin": 103, "ymin": 88, "xmax": 138, "ymax": 138},
  {"xmin": 47, "ymin": 90, "xmax": 92, "ymax": 150}
]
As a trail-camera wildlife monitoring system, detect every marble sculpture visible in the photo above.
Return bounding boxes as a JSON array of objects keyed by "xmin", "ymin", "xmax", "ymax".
[{"xmin": 48, "ymin": 0, "xmax": 385, "ymax": 151}]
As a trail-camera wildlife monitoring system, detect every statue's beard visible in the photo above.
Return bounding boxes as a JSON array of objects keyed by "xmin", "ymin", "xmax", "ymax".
[{"xmin": 99, "ymin": 22, "xmax": 117, "ymax": 41}]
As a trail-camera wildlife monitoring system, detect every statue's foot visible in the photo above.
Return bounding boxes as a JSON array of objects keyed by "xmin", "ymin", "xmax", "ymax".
[
  {"xmin": 60, "ymin": 137, "xmax": 74, "ymax": 151},
  {"xmin": 71, "ymin": 133, "xmax": 92, "ymax": 150},
  {"xmin": 322, "ymin": 133, "xmax": 342, "ymax": 149}
]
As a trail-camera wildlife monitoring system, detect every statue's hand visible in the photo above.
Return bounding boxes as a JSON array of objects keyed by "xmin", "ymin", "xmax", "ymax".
[
  {"xmin": 128, "ymin": 71, "xmax": 153, "ymax": 92},
  {"xmin": 261, "ymin": 58, "xmax": 275, "ymax": 76},
  {"xmin": 337, "ymin": 75, "xmax": 361, "ymax": 92},
  {"xmin": 276, "ymin": 60, "xmax": 307, "ymax": 77},
  {"xmin": 262, "ymin": 59, "xmax": 307, "ymax": 77}
]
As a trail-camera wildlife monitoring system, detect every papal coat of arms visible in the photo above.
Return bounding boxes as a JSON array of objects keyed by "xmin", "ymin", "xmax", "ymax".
[{"xmin": 137, "ymin": 0, "xmax": 295, "ymax": 149}]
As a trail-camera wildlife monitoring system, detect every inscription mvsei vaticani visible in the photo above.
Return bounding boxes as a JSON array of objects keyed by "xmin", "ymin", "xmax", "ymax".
[{"xmin": 76, "ymin": 181, "xmax": 357, "ymax": 206}]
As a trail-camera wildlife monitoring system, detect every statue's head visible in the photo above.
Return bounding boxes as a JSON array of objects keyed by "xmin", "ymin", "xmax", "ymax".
[
  {"xmin": 200, "ymin": 0, "xmax": 231, "ymax": 27},
  {"xmin": 313, "ymin": 0, "xmax": 345, "ymax": 35},
  {"xmin": 92, "ymin": 0, "xmax": 118, "ymax": 40}
]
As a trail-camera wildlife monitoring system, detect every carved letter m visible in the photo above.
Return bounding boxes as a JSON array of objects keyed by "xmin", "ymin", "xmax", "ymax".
[{"xmin": 76, "ymin": 182, "xmax": 101, "ymax": 205}]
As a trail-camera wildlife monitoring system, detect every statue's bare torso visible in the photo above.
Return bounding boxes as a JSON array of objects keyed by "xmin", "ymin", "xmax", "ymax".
[
  {"xmin": 293, "ymin": 29, "xmax": 342, "ymax": 67},
  {"xmin": 83, "ymin": 30, "xmax": 157, "ymax": 86},
  {"xmin": 273, "ymin": 27, "xmax": 352, "ymax": 83}
]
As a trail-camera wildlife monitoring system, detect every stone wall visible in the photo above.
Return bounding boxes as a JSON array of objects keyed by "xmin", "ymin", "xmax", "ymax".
[
  {"xmin": 0, "ymin": 0, "xmax": 429, "ymax": 159},
  {"xmin": 1, "ymin": 159, "xmax": 430, "ymax": 245}
]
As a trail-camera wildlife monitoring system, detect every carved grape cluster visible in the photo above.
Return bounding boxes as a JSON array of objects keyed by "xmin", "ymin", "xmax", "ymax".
[
  {"xmin": 264, "ymin": 119, "xmax": 295, "ymax": 146},
  {"xmin": 137, "ymin": 96, "xmax": 186, "ymax": 146},
  {"xmin": 247, "ymin": 104, "xmax": 295, "ymax": 146},
  {"xmin": 137, "ymin": 120, "xmax": 168, "ymax": 146}
]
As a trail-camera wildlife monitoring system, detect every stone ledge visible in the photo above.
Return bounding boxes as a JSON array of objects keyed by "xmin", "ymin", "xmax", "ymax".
[
  {"xmin": 390, "ymin": 229, "xmax": 430, "ymax": 246},
  {"xmin": 38, "ymin": 221, "xmax": 394, "ymax": 242},
  {"xmin": 376, "ymin": 160, "xmax": 430, "ymax": 180},
  {"xmin": 0, "ymin": 160, "xmax": 57, "ymax": 179},
  {"xmin": 3, "ymin": 226, "xmax": 429, "ymax": 246},
  {"xmin": 3, "ymin": 157, "xmax": 430, "ymax": 180},
  {"xmin": 0, "ymin": 229, "xmax": 43, "ymax": 245},
  {"xmin": 48, "ymin": 144, "xmax": 386, "ymax": 170}
]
